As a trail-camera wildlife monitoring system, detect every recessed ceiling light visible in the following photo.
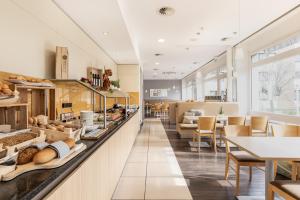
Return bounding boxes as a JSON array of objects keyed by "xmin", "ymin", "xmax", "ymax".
[
  {"xmin": 153, "ymin": 68, "xmax": 159, "ymax": 71},
  {"xmin": 185, "ymin": 47, "xmax": 190, "ymax": 51},
  {"xmin": 154, "ymin": 53, "xmax": 163, "ymax": 56},
  {"xmin": 196, "ymin": 32, "xmax": 201, "ymax": 35},
  {"xmin": 193, "ymin": 62, "xmax": 198, "ymax": 65},
  {"xmin": 158, "ymin": 38, "xmax": 165, "ymax": 43},
  {"xmin": 200, "ymin": 27, "xmax": 204, "ymax": 30},
  {"xmin": 233, "ymin": 31, "xmax": 237, "ymax": 35},
  {"xmin": 155, "ymin": 62, "xmax": 160, "ymax": 65},
  {"xmin": 103, "ymin": 32, "xmax": 109, "ymax": 36}
]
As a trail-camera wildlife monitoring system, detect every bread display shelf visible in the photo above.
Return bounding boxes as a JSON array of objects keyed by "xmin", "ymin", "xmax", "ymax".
[
  {"xmin": 1, "ymin": 143, "xmax": 86, "ymax": 181},
  {"xmin": 0, "ymin": 103, "xmax": 28, "ymax": 131},
  {"xmin": 0, "ymin": 131, "xmax": 46, "ymax": 160},
  {"xmin": 0, "ymin": 103, "xmax": 28, "ymax": 108},
  {"xmin": 31, "ymin": 123, "xmax": 83, "ymax": 142},
  {"xmin": 7, "ymin": 80, "xmax": 55, "ymax": 88}
]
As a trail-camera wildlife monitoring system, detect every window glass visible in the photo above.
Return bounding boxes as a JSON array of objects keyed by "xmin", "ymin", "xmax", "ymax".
[
  {"xmin": 204, "ymin": 69, "xmax": 218, "ymax": 80},
  {"xmin": 251, "ymin": 33, "xmax": 300, "ymax": 63},
  {"xmin": 252, "ymin": 55, "xmax": 300, "ymax": 115},
  {"xmin": 204, "ymin": 79, "xmax": 218, "ymax": 96},
  {"xmin": 219, "ymin": 78, "xmax": 227, "ymax": 96}
]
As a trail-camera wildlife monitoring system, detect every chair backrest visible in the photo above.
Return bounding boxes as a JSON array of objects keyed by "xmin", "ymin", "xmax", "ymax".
[
  {"xmin": 154, "ymin": 104, "xmax": 162, "ymax": 110},
  {"xmin": 251, "ymin": 116, "xmax": 268, "ymax": 131},
  {"xmin": 198, "ymin": 116, "xmax": 216, "ymax": 131},
  {"xmin": 224, "ymin": 125, "xmax": 252, "ymax": 153},
  {"xmin": 271, "ymin": 124, "xmax": 300, "ymax": 137},
  {"xmin": 228, "ymin": 116, "xmax": 246, "ymax": 126},
  {"xmin": 162, "ymin": 103, "xmax": 169, "ymax": 110},
  {"xmin": 224, "ymin": 125, "xmax": 252, "ymax": 137}
]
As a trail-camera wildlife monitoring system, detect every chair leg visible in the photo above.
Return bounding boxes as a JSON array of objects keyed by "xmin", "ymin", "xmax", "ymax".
[
  {"xmin": 249, "ymin": 166, "xmax": 252, "ymax": 181},
  {"xmin": 198, "ymin": 135, "xmax": 201, "ymax": 152},
  {"xmin": 235, "ymin": 164, "xmax": 240, "ymax": 196},
  {"xmin": 213, "ymin": 134, "xmax": 217, "ymax": 153},
  {"xmin": 274, "ymin": 161, "xmax": 278, "ymax": 178},
  {"xmin": 267, "ymin": 185, "xmax": 275, "ymax": 200},
  {"xmin": 292, "ymin": 163, "xmax": 297, "ymax": 181},
  {"xmin": 192, "ymin": 134, "xmax": 196, "ymax": 142},
  {"xmin": 225, "ymin": 155, "xmax": 230, "ymax": 180}
]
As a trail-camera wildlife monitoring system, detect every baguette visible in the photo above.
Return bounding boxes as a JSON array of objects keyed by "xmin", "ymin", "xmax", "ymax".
[{"xmin": 33, "ymin": 138, "xmax": 75, "ymax": 164}]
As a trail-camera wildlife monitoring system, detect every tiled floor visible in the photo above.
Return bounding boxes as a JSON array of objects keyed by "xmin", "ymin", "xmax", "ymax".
[{"xmin": 112, "ymin": 118, "xmax": 193, "ymax": 200}]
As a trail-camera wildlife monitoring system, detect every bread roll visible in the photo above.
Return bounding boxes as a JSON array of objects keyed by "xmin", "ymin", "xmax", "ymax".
[
  {"xmin": 3, "ymin": 89, "xmax": 12, "ymax": 96},
  {"xmin": 2, "ymin": 84, "xmax": 9, "ymax": 89},
  {"xmin": 46, "ymin": 124, "xmax": 57, "ymax": 130},
  {"xmin": 33, "ymin": 139, "xmax": 75, "ymax": 164},
  {"xmin": 56, "ymin": 125, "xmax": 64, "ymax": 132},
  {"xmin": 28, "ymin": 117, "xmax": 34, "ymax": 125}
]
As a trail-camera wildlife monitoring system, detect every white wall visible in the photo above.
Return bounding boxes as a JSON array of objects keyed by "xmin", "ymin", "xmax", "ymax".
[
  {"xmin": 117, "ymin": 64, "xmax": 140, "ymax": 92},
  {"xmin": 0, "ymin": 0, "xmax": 118, "ymax": 80}
]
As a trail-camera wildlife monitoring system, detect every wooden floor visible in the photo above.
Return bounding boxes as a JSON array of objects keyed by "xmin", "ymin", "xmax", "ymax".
[{"xmin": 161, "ymin": 120, "xmax": 277, "ymax": 200}]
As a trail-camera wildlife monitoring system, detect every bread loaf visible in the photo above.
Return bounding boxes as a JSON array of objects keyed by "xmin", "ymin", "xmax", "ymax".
[
  {"xmin": 33, "ymin": 138, "xmax": 75, "ymax": 164},
  {"xmin": 17, "ymin": 147, "xmax": 39, "ymax": 165}
]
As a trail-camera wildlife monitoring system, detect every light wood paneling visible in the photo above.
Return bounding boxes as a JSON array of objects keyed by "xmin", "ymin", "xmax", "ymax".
[{"xmin": 45, "ymin": 113, "xmax": 139, "ymax": 200}]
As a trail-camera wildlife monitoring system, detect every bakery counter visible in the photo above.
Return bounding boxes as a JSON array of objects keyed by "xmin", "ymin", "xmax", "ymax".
[{"xmin": 0, "ymin": 110, "xmax": 140, "ymax": 200}]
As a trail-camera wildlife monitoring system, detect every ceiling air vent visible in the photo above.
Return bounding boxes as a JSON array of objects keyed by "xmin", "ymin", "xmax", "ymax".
[
  {"xmin": 157, "ymin": 7, "xmax": 175, "ymax": 16},
  {"xmin": 162, "ymin": 71, "xmax": 176, "ymax": 75}
]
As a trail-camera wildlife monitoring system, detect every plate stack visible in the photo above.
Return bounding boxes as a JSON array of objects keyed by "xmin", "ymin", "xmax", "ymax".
[{"xmin": 80, "ymin": 111, "xmax": 94, "ymax": 126}]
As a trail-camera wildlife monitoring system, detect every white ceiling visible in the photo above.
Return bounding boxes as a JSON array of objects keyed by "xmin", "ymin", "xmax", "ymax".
[
  {"xmin": 53, "ymin": 0, "xmax": 138, "ymax": 64},
  {"xmin": 54, "ymin": 0, "xmax": 300, "ymax": 80}
]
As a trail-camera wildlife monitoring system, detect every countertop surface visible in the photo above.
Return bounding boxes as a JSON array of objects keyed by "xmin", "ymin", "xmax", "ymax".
[{"xmin": 0, "ymin": 111, "xmax": 138, "ymax": 200}]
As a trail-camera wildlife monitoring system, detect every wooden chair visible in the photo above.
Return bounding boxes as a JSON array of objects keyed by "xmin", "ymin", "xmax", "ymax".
[
  {"xmin": 272, "ymin": 124, "xmax": 300, "ymax": 181},
  {"xmin": 224, "ymin": 125, "xmax": 265, "ymax": 196},
  {"xmin": 251, "ymin": 116, "xmax": 269, "ymax": 136},
  {"xmin": 268, "ymin": 181, "xmax": 300, "ymax": 200},
  {"xmin": 153, "ymin": 103, "xmax": 162, "ymax": 118},
  {"xmin": 218, "ymin": 116, "xmax": 246, "ymax": 146},
  {"xmin": 193, "ymin": 116, "xmax": 217, "ymax": 153},
  {"xmin": 228, "ymin": 116, "xmax": 246, "ymax": 125},
  {"xmin": 161, "ymin": 103, "xmax": 169, "ymax": 119}
]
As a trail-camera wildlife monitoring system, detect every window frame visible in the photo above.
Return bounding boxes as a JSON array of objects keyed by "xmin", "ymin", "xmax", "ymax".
[{"xmin": 250, "ymin": 33, "xmax": 300, "ymax": 116}]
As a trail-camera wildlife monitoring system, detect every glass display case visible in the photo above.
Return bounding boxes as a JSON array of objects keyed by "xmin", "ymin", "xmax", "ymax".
[{"xmin": 52, "ymin": 79, "xmax": 130, "ymax": 137}]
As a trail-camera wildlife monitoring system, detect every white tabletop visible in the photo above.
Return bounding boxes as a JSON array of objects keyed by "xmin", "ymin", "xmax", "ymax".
[{"xmin": 225, "ymin": 136, "xmax": 300, "ymax": 161}]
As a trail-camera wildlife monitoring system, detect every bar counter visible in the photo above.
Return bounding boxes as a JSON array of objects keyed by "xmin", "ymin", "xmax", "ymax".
[{"xmin": 0, "ymin": 110, "xmax": 140, "ymax": 200}]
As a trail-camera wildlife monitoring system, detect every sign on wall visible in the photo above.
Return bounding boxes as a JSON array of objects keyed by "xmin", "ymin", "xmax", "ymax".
[{"xmin": 150, "ymin": 89, "xmax": 168, "ymax": 98}]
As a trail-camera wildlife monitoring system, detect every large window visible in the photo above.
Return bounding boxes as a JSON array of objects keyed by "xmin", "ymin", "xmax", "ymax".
[
  {"xmin": 204, "ymin": 65, "xmax": 227, "ymax": 97},
  {"xmin": 251, "ymin": 33, "xmax": 300, "ymax": 116}
]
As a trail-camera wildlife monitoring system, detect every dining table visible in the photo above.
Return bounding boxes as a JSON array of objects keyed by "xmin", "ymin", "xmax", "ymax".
[{"xmin": 225, "ymin": 136, "xmax": 300, "ymax": 200}]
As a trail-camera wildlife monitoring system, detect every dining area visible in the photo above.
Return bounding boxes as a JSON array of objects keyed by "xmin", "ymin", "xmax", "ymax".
[{"xmin": 192, "ymin": 114, "xmax": 300, "ymax": 200}]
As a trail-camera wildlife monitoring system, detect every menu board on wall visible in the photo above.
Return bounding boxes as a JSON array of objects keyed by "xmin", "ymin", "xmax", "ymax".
[{"xmin": 150, "ymin": 89, "xmax": 168, "ymax": 98}]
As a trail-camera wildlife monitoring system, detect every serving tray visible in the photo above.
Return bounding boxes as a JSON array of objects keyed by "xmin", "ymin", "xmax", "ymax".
[{"xmin": 1, "ymin": 143, "xmax": 86, "ymax": 181}]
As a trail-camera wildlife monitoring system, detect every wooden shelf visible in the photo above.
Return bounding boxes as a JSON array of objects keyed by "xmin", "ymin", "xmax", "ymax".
[
  {"xmin": 14, "ymin": 84, "xmax": 55, "ymax": 90},
  {"xmin": 0, "ymin": 103, "xmax": 28, "ymax": 108}
]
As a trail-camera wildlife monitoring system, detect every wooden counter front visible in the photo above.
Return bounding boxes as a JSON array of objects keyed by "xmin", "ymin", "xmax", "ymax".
[{"xmin": 44, "ymin": 113, "xmax": 140, "ymax": 200}]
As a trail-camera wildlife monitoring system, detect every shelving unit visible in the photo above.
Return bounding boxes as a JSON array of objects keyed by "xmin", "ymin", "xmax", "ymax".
[
  {"xmin": 11, "ymin": 84, "xmax": 56, "ymax": 120},
  {"xmin": 0, "ymin": 103, "xmax": 28, "ymax": 130}
]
